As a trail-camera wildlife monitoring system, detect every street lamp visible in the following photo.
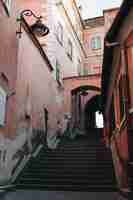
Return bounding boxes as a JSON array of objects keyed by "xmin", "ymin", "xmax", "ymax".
[{"xmin": 16, "ymin": 9, "xmax": 49, "ymax": 38}]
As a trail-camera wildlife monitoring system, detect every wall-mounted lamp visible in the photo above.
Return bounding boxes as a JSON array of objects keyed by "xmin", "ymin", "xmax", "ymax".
[{"xmin": 16, "ymin": 9, "xmax": 49, "ymax": 38}]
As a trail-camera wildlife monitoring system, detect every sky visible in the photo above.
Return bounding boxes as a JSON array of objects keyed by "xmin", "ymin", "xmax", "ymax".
[{"xmin": 76, "ymin": 0, "xmax": 123, "ymax": 19}]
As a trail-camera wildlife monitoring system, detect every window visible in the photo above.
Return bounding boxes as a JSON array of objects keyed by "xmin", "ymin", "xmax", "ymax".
[
  {"xmin": 2, "ymin": 0, "xmax": 11, "ymax": 15},
  {"xmin": 0, "ymin": 87, "xmax": 7, "ymax": 126},
  {"xmin": 56, "ymin": 23, "xmax": 63, "ymax": 45},
  {"xmin": 91, "ymin": 36, "xmax": 101, "ymax": 50},
  {"xmin": 67, "ymin": 39, "xmax": 73, "ymax": 60}
]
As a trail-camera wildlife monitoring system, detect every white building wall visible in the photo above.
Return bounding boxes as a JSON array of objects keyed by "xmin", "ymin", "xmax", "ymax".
[{"xmin": 42, "ymin": 0, "xmax": 84, "ymax": 79}]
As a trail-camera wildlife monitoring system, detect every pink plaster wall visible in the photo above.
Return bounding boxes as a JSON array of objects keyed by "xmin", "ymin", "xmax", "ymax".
[
  {"xmin": 0, "ymin": 1, "xmax": 18, "ymax": 138},
  {"xmin": 16, "ymin": 29, "xmax": 63, "ymax": 136}
]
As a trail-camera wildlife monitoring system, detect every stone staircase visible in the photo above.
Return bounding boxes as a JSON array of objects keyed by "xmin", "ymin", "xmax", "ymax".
[{"xmin": 15, "ymin": 129, "xmax": 117, "ymax": 191}]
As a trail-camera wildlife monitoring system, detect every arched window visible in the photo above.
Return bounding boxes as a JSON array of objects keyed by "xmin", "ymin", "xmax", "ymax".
[{"xmin": 91, "ymin": 36, "xmax": 101, "ymax": 50}]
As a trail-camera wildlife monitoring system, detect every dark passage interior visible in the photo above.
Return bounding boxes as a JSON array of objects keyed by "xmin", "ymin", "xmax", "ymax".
[{"xmin": 84, "ymin": 95, "xmax": 103, "ymax": 134}]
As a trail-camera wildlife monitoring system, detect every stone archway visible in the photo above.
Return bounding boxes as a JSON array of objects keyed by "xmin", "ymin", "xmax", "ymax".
[
  {"xmin": 70, "ymin": 86, "xmax": 100, "ymax": 131},
  {"xmin": 63, "ymin": 74, "xmax": 101, "ymax": 115}
]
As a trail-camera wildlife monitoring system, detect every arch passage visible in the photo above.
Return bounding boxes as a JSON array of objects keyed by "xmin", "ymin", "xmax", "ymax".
[
  {"xmin": 84, "ymin": 95, "xmax": 102, "ymax": 131},
  {"xmin": 70, "ymin": 85, "xmax": 101, "ymax": 131},
  {"xmin": 63, "ymin": 75, "xmax": 101, "ymax": 115}
]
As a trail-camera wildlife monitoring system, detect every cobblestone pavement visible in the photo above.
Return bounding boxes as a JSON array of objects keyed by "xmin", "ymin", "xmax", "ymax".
[{"xmin": 0, "ymin": 191, "xmax": 127, "ymax": 200}]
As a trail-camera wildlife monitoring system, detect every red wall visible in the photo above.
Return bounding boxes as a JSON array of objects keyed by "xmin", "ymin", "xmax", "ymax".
[{"xmin": 103, "ymin": 12, "xmax": 133, "ymax": 188}]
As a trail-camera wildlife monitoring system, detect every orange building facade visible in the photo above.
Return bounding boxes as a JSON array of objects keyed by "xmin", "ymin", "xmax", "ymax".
[{"xmin": 101, "ymin": 0, "xmax": 133, "ymax": 191}]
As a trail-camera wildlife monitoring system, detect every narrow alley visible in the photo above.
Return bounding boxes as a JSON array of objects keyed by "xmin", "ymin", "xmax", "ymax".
[
  {"xmin": 0, "ymin": 130, "xmax": 127, "ymax": 200},
  {"xmin": 0, "ymin": 129, "xmax": 128, "ymax": 200},
  {"xmin": 15, "ymin": 129, "xmax": 116, "ymax": 191},
  {"xmin": 0, "ymin": 0, "xmax": 133, "ymax": 199}
]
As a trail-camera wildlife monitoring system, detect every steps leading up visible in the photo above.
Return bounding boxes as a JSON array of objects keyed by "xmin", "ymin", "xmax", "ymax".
[{"xmin": 15, "ymin": 130, "xmax": 117, "ymax": 191}]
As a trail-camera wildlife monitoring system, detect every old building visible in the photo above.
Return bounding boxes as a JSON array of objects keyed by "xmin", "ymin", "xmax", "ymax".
[
  {"xmin": 83, "ymin": 7, "xmax": 119, "ymax": 76},
  {"xmin": 0, "ymin": 0, "xmax": 66, "ymax": 184},
  {"xmin": 0, "ymin": 0, "xmax": 89, "ymax": 185},
  {"xmin": 45, "ymin": 0, "xmax": 85, "ymax": 78},
  {"xmin": 63, "ymin": 6, "xmax": 119, "ymax": 132},
  {"xmin": 101, "ymin": 0, "xmax": 133, "ymax": 191},
  {"xmin": 1, "ymin": 0, "xmax": 129, "ymax": 194}
]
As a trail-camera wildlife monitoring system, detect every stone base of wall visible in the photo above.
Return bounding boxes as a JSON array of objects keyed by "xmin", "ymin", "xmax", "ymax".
[{"xmin": 0, "ymin": 132, "xmax": 27, "ymax": 185}]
